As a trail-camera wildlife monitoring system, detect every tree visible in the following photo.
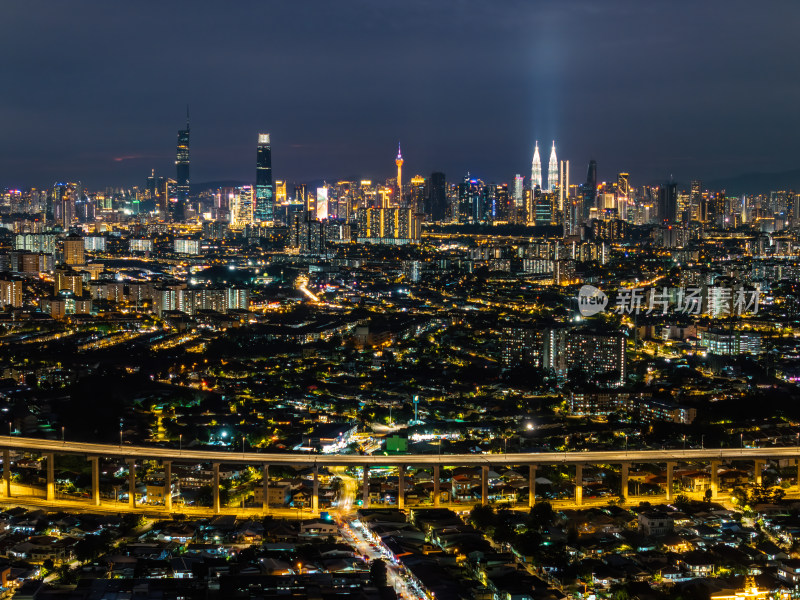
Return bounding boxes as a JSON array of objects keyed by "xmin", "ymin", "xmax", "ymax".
[
  {"xmin": 612, "ymin": 585, "xmax": 631, "ymax": 600},
  {"xmin": 493, "ymin": 522, "xmax": 516, "ymax": 546},
  {"xmin": 469, "ymin": 504, "xmax": 496, "ymax": 530},
  {"xmin": 370, "ymin": 559, "xmax": 388, "ymax": 587},
  {"xmin": 74, "ymin": 530, "xmax": 114, "ymax": 562},
  {"xmin": 197, "ymin": 485, "xmax": 230, "ymax": 507},
  {"xmin": 528, "ymin": 502, "xmax": 554, "ymax": 531},
  {"xmin": 730, "ymin": 487, "xmax": 748, "ymax": 506},
  {"xmin": 56, "ymin": 564, "xmax": 79, "ymax": 584}
]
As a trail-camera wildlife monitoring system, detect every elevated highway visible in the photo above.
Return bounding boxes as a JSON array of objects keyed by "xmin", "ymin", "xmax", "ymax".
[
  {"xmin": 1, "ymin": 435, "xmax": 798, "ymax": 466},
  {"xmin": 0, "ymin": 436, "xmax": 796, "ymax": 515}
]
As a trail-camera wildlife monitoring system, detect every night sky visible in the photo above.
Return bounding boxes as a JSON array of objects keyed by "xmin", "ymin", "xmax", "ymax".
[{"xmin": 2, "ymin": 1, "xmax": 799, "ymax": 190}]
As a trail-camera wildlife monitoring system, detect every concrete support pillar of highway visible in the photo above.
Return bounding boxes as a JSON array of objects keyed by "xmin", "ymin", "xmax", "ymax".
[
  {"xmin": 397, "ymin": 465, "xmax": 405, "ymax": 510},
  {"xmin": 575, "ymin": 464, "xmax": 583, "ymax": 506},
  {"xmin": 710, "ymin": 460, "xmax": 720, "ymax": 499},
  {"xmin": 163, "ymin": 461, "xmax": 172, "ymax": 511},
  {"xmin": 88, "ymin": 456, "xmax": 100, "ymax": 506},
  {"xmin": 620, "ymin": 462, "xmax": 630, "ymax": 501},
  {"xmin": 312, "ymin": 464, "xmax": 319, "ymax": 515},
  {"xmin": 362, "ymin": 465, "xmax": 370, "ymax": 508},
  {"xmin": 45, "ymin": 453, "xmax": 55, "ymax": 501},
  {"xmin": 2, "ymin": 449, "xmax": 10, "ymax": 498},
  {"xmin": 262, "ymin": 464, "xmax": 269, "ymax": 513},
  {"xmin": 127, "ymin": 459, "xmax": 136, "ymax": 508},
  {"xmin": 433, "ymin": 465, "xmax": 440, "ymax": 507},
  {"xmin": 797, "ymin": 459, "xmax": 800, "ymax": 492},
  {"xmin": 754, "ymin": 460, "xmax": 764, "ymax": 486},
  {"xmin": 528, "ymin": 465, "xmax": 537, "ymax": 508},
  {"xmin": 666, "ymin": 462, "xmax": 675, "ymax": 502},
  {"xmin": 212, "ymin": 462, "xmax": 220, "ymax": 514},
  {"xmin": 481, "ymin": 465, "xmax": 489, "ymax": 505}
]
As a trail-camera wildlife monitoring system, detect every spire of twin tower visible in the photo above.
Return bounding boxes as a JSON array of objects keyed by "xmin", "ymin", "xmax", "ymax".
[
  {"xmin": 531, "ymin": 140, "xmax": 558, "ymax": 192},
  {"xmin": 531, "ymin": 142, "xmax": 542, "ymax": 189},
  {"xmin": 547, "ymin": 141, "xmax": 558, "ymax": 192}
]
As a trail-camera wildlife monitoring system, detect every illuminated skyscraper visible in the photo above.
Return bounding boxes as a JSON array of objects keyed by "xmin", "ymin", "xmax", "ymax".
[
  {"xmin": 531, "ymin": 142, "xmax": 542, "ymax": 190},
  {"xmin": 581, "ymin": 159, "xmax": 597, "ymax": 220},
  {"xmin": 547, "ymin": 141, "xmax": 558, "ymax": 192},
  {"xmin": 316, "ymin": 186, "xmax": 329, "ymax": 220},
  {"xmin": 513, "ymin": 175, "xmax": 524, "ymax": 207},
  {"xmin": 294, "ymin": 184, "xmax": 307, "ymax": 205},
  {"xmin": 395, "ymin": 143, "xmax": 404, "ymax": 199},
  {"xmin": 617, "ymin": 173, "xmax": 630, "ymax": 221},
  {"xmin": 426, "ymin": 172, "xmax": 447, "ymax": 222},
  {"xmin": 255, "ymin": 133, "xmax": 274, "ymax": 222},
  {"xmin": 410, "ymin": 175, "xmax": 426, "ymax": 212},
  {"xmin": 146, "ymin": 169, "xmax": 156, "ymax": 201},
  {"xmin": 275, "ymin": 180, "xmax": 287, "ymax": 203},
  {"xmin": 52, "ymin": 182, "xmax": 79, "ymax": 226},
  {"xmin": 659, "ymin": 182, "xmax": 678, "ymax": 224},
  {"xmin": 558, "ymin": 160, "xmax": 569, "ymax": 213},
  {"xmin": 175, "ymin": 111, "xmax": 190, "ymax": 221},
  {"xmin": 691, "ymin": 180, "xmax": 702, "ymax": 221},
  {"xmin": 231, "ymin": 185, "xmax": 254, "ymax": 228}
]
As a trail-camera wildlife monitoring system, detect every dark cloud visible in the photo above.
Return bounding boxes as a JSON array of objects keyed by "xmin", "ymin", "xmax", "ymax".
[{"xmin": 1, "ymin": 0, "xmax": 798, "ymax": 189}]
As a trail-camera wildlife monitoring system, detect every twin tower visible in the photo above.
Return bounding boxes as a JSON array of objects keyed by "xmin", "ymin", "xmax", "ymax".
[{"xmin": 531, "ymin": 141, "xmax": 558, "ymax": 192}]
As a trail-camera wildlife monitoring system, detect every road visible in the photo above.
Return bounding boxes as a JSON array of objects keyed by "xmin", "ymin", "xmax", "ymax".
[
  {"xmin": 0, "ymin": 493, "xmax": 318, "ymax": 519},
  {"xmin": 338, "ymin": 518, "xmax": 425, "ymax": 600},
  {"xmin": 331, "ymin": 466, "xmax": 358, "ymax": 516},
  {"xmin": 2, "ymin": 435, "xmax": 799, "ymax": 467}
]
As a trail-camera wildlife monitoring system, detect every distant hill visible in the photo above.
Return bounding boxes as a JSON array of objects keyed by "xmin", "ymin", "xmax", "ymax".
[
  {"xmin": 705, "ymin": 169, "xmax": 800, "ymax": 196},
  {"xmin": 190, "ymin": 180, "xmax": 249, "ymax": 192},
  {"xmin": 190, "ymin": 170, "xmax": 800, "ymax": 197},
  {"xmin": 191, "ymin": 179, "xmax": 334, "ymax": 193}
]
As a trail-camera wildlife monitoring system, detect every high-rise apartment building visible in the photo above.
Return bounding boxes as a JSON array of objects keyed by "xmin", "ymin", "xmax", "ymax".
[
  {"xmin": 564, "ymin": 328, "xmax": 627, "ymax": 386},
  {"xmin": 357, "ymin": 207, "xmax": 420, "ymax": 243},
  {"xmin": 0, "ymin": 278, "xmax": 23, "ymax": 308},
  {"xmin": 255, "ymin": 133, "xmax": 274, "ymax": 222},
  {"xmin": 62, "ymin": 235, "xmax": 85, "ymax": 266},
  {"xmin": 54, "ymin": 267, "xmax": 84, "ymax": 296}
]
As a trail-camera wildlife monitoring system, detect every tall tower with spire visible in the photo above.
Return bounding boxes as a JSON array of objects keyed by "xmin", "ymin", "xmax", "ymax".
[
  {"xmin": 531, "ymin": 142, "xmax": 542, "ymax": 190},
  {"xmin": 548, "ymin": 141, "xmax": 558, "ymax": 192},
  {"xmin": 174, "ymin": 107, "xmax": 190, "ymax": 221},
  {"xmin": 395, "ymin": 143, "xmax": 404, "ymax": 202}
]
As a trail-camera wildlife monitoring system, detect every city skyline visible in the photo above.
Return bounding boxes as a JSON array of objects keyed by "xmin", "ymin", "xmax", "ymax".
[
  {"xmin": 3, "ymin": 3, "xmax": 800, "ymax": 598},
  {"xmin": 2, "ymin": 1, "xmax": 799, "ymax": 188}
]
